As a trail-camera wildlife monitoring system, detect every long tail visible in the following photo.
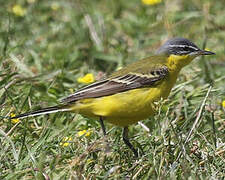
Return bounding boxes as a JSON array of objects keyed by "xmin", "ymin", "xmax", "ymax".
[{"xmin": 10, "ymin": 105, "xmax": 70, "ymax": 120}]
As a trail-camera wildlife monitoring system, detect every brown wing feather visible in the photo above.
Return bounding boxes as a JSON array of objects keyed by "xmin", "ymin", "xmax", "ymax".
[{"xmin": 61, "ymin": 66, "xmax": 168, "ymax": 104}]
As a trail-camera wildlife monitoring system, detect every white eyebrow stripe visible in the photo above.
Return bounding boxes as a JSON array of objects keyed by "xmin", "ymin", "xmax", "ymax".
[{"xmin": 168, "ymin": 44, "xmax": 199, "ymax": 51}]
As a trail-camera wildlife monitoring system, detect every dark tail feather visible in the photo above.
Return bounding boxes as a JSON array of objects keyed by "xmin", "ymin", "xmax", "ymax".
[{"xmin": 11, "ymin": 105, "xmax": 70, "ymax": 120}]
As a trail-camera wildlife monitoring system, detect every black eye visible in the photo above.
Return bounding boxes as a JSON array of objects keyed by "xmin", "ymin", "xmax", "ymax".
[
  {"xmin": 156, "ymin": 70, "xmax": 161, "ymax": 75},
  {"xmin": 183, "ymin": 46, "xmax": 190, "ymax": 51},
  {"xmin": 150, "ymin": 71, "xmax": 155, "ymax": 76}
]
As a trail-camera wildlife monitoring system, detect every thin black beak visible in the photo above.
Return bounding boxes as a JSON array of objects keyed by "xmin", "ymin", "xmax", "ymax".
[{"xmin": 198, "ymin": 50, "xmax": 216, "ymax": 55}]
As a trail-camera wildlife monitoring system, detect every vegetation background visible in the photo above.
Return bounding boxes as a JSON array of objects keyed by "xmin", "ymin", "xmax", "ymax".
[{"xmin": 0, "ymin": 0, "xmax": 224, "ymax": 179}]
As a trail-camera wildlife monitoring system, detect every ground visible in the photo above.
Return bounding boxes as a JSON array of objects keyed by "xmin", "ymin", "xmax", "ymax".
[{"xmin": 0, "ymin": 0, "xmax": 224, "ymax": 179}]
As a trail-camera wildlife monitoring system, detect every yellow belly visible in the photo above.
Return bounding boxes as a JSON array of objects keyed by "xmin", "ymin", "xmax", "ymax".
[{"xmin": 69, "ymin": 73, "xmax": 177, "ymax": 127}]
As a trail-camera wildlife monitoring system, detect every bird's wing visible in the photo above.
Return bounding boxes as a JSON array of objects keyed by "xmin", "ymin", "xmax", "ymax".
[{"xmin": 61, "ymin": 56, "xmax": 168, "ymax": 104}]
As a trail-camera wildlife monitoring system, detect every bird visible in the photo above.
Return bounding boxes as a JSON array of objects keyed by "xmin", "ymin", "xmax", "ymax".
[{"xmin": 9, "ymin": 37, "xmax": 215, "ymax": 157}]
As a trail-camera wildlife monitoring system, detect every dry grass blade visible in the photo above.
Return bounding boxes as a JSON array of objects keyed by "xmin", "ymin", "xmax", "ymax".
[{"xmin": 174, "ymin": 85, "xmax": 212, "ymax": 164}]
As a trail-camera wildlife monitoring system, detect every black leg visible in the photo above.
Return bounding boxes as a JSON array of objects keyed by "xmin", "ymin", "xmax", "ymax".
[
  {"xmin": 122, "ymin": 127, "xmax": 138, "ymax": 157},
  {"xmin": 99, "ymin": 117, "xmax": 111, "ymax": 153},
  {"xmin": 99, "ymin": 116, "xmax": 106, "ymax": 136}
]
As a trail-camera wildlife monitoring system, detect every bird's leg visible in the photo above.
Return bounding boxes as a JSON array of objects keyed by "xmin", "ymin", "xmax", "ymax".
[
  {"xmin": 99, "ymin": 116, "xmax": 106, "ymax": 136},
  {"xmin": 122, "ymin": 127, "xmax": 138, "ymax": 157},
  {"xmin": 99, "ymin": 116, "xmax": 111, "ymax": 153}
]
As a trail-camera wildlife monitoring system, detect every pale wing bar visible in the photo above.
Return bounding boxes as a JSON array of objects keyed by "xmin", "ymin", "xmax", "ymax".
[{"xmin": 61, "ymin": 67, "xmax": 168, "ymax": 104}]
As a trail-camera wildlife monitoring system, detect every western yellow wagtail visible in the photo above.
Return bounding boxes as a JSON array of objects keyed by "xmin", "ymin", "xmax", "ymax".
[{"xmin": 9, "ymin": 37, "xmax": 215, "ymax": 157}]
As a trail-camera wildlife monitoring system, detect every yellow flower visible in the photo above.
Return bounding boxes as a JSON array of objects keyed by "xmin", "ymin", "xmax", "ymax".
[
  {"xmin": 77, "ymin": 129, "xmax": 92, "ymax": 137},
  {"xmin": 11, "ymin": 113, "xmax": 20, "ymax": 124},
  {"xmin": 77, "ymin": 73, "xmax": 95, "ymax": 84},
  {"xmin": 51, "ymin": 2, "xmax": 60, "ymax": 11},
  {"xmin": 60, "ymin": 137, "xmax": 72, "ymax": 147},
  {"xmin": 12, "ymin": 5, "xmax": 27, "ymax": 16},
  {"xmin": 142, "ymin": 0, "xmax": 161, "ymax": 5},
  {"xmin": 222, "ymin": 100, "xmax": 225, "ymax": 108}
]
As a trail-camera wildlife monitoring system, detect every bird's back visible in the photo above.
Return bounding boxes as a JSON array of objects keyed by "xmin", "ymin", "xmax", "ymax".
[{"xmin": 110, "ymin": 55, "xmax": 167, "ymax": 78}]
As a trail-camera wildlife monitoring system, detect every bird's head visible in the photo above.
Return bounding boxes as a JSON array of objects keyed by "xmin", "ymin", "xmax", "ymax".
[{"xmin": 156, "ymin": 37, "xmax": 215, "ymax": 70}]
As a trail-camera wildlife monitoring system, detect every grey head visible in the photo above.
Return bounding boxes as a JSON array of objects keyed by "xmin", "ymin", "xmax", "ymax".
[{"xmin": 156, "ymin": 37, "xmax": 215, "ymax": 56}]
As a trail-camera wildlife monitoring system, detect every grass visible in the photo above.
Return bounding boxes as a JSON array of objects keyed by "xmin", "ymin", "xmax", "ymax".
[{"xmin": 0, "ymin": 0, "xmax": 225, "ymax": 179}]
